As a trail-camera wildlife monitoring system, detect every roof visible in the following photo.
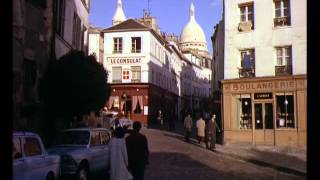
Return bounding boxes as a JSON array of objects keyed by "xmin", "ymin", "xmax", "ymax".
[
  {"xmin": 103, "ymin": 19, "xmax": 172, "ymax": 52},
  {"xmin": 103, "ymin": 19, "xmax": 150, "ymax": 32}
]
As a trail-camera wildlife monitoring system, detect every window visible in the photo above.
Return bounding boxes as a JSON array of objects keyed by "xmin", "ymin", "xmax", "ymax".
[
  {"xmin": 274, "ymin": 0, "xmax": 291, "ymax": 26},
  {"xmin": 81, "ymin": 26, "xmax": 87, "ymax": 51},
  {"xmin": 131, "ymin": 66, "xmax": 141, "ymax": 83},
  {"xmin": 72, "ymin": 13, "xmax": 81, "ymax": 49},
  {"xmin": 112, "ymin": 67, "xmax": 122, "ymax": 83},
  {"xmin": 133, "ymin": 96, "xmax": 143, "ymax": 114},
  {"xmin": 276, "ymin": 93, "xmax": 294, "ymax": 128},
  {"xmin": 239, "ymin": 3, "xmax": 254, "ymax": 31},
  {"xmin": 13, "ymin": 137, "xmax": 23, "ymax": 159},
  {"xmin": 122, "ymin": 69, "xmax": 130, "ymax": 80},
  {"xmin": 23, "ymin": 59, "xmax": 37, "ymax": 102},
  {"xmin": 100, "ymin": 131, "xmax": 110, "ymax": 145},
  {"xmin": 90, "ymin": 132, "xmax": 101, "ymax": 146},
  {"xmin": 239, "ymin": 49, "xmax": 255, "ymax": 78},
  {"xmin": 131, "ymin": 37, "xmax": 141, "ymax": 53},
  {"xmin": 24, "ymin": 137, "xmax": 42, "ymax": 156},
  {"xmin": 55, "ymin": 0, "xmax": 65, "ymax": 36},
  {"xmin": 234, "ymin": 94, "xmax": 252, "ymax": 129},
  {"xmin": 113, "ymin": 38, "xmax": 122, "ymax": 53},
  {"xmin": 275, "ymin": 46, "xmax": 292, "ymax": 75}
]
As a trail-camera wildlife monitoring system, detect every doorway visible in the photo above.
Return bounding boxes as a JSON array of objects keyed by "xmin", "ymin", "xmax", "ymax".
[{"xmin": 254, "ymin": 102, "xmax": 274, "ymax": 145}]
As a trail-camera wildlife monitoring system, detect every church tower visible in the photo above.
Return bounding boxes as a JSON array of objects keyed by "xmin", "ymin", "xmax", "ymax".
[{"xmin": 112, "ymin": 0, "xmax": 126, "ymax": 26}]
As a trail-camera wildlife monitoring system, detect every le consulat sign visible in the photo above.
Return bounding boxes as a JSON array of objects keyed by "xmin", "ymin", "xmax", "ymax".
[{"xmin": 107, "ymin": 57, "xmax": 143, "ymax": 64}]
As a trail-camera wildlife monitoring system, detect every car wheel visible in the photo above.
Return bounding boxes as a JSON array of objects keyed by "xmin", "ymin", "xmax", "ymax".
[
  {"xmin": 77, "ymin": 164, "xmax": 89, "ymax": 180},
  {"xmin": 46, "ymin": 172, "xmax": 55, "ymax": 180}
]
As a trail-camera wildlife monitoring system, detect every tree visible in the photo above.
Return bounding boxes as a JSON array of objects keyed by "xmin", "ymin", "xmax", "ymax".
[{"xmin": 41, "ymin": 50, "xmax": 110, "ymax": 126}]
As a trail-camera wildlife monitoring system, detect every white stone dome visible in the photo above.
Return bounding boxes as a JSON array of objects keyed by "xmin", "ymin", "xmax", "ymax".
[
  {"xmin": 112, "ymin": 0, "xmax": 126, "ymax": 26},
  {"xmin": 180, "ymin": 3, "xmax": 208, "ymax": 55}
]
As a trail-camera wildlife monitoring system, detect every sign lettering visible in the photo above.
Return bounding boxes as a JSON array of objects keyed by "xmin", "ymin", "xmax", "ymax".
[{"xmin": 108, "ymin": 57, "xmax": 142, "ymax": 64}]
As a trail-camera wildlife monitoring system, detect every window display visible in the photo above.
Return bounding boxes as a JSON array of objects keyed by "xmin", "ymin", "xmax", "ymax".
[{"xmin": 276, "ymin": 93, "xmax": 294, "ymax": 128}]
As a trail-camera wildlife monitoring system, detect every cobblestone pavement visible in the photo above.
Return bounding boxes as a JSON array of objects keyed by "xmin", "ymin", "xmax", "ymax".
[{"xmin": 142, "ymin": 127, "xmax": 305, "ymax": 180}]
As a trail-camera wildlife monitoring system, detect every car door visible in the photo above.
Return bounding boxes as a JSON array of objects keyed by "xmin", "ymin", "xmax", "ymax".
[
  {"xmin": 99, "ymin": 130, "xmax": 111, "ymax": 170},
  {"xmin": 23, "ymin": 136, "xmax": 48, "ymax": 180},
  {"xmin": 89, "ymin": 131, "xmax": 105, "ymax": 172},
  {"xmin": 13, "ymin": 136, "xmax": 27, "ymax": 180}
]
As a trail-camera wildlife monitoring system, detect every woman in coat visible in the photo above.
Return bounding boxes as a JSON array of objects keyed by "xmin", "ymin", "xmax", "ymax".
[
  {"xmin": 109, "ymin": 127, "xmax": 133, "ymax": 180},
  {"xmin": 196, "ymin": 117, "xmax": 206, "ymax": 146}
]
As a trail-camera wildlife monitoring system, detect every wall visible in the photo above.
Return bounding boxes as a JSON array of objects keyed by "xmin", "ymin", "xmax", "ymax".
[{"xmin": 224, "ymin": 0, "xmax": 306, "ymax": 79}]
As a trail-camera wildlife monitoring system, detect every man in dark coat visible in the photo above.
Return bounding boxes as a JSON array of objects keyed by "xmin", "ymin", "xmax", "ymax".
[
  {"xmin": 126, "ymin": 121, "xmax": 149, "ymax": 180},
  {"xmin": 206, "ymin": 114, "xmax": 221, "ymax": 151}
]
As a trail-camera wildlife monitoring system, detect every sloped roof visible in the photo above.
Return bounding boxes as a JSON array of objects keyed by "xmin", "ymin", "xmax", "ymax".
[{"xmin": 103, "ymin": 19, "xmax": 150, "ymax": 32}]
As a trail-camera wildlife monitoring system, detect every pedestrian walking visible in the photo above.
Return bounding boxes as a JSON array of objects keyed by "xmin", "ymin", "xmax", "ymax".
[
  {"xmin": 196, "ymin": 117, "xmax": 206, "ymax": 146},
  {"xmin": 126, "ymin": 121, "xmax": 149, "ymax": 180},
  {"xmin": 206, "ymin": 114, "xmax": 221, "ymax": 151},
  {"xmin": 109, "ymin": 127, "xmax": 133, "ymax": 180},
  {"xmin": 183, "ymin": 114, "xmax": 193, "ymax": 142}
]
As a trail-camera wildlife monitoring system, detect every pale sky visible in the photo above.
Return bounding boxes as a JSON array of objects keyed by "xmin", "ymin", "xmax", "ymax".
[{"xmin": 89, "ymin": 0, "xmax": 223, "ymax": 54}]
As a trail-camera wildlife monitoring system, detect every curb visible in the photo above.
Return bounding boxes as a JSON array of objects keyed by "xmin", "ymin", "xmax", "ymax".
[{"xmin": 214, "ymin": 150, "xmax": 306, "ymax": 177}]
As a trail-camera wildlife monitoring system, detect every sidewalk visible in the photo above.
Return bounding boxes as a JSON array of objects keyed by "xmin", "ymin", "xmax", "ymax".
[{"xmin": 151, "ymin": 121, "xmax": 307, "ymax": 177}]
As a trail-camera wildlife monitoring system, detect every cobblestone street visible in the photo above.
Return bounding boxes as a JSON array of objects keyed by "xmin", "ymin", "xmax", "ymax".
[{"xmin": 142, "ymin": 128, "xmax": 305, "ymax": 180}]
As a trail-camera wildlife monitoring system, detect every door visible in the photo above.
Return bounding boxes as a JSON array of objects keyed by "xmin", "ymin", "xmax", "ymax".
[{"xmin": 254, "ymin": 103, "xmax": 274, "ymax": 145}]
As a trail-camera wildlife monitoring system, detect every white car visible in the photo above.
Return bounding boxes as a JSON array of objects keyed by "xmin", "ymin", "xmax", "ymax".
[
  {"xmin": 13, "ymin": 132, "xmax": 60, "ymax": 180},
  {"xmin": 47, "ymin": 128, "xmax": 111, "ymax": 180}
]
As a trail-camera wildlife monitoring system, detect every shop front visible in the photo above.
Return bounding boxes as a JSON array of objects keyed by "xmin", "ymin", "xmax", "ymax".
[
  {"xmin": 221, "ymin": 75, "xmax": 306, "ymax": 146},
  {"xmin": 106, "ymin": 83, "xmax": 179, "ymax": 126}
]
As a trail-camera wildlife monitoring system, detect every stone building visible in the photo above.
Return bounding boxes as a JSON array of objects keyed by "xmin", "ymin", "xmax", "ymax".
[
  {"xmin": 13, "ymin": 0, "xmax": 91, "ymax": 132},
  {"xmin": 217, "ymin": 0, "xmax": 306, "ymax": 146}
]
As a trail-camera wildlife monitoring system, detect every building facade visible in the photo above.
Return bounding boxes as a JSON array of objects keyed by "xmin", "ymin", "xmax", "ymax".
[
  {"xmin": 13, "ymin": 0, "xmax": 91, "ymax": 131},
  {"xmin": 88, "ymin": 26, "xmax": 104, "ymax": 63},
  {"xmin": 221, "ymin": 0, "xmax": 306, "ymax": 146},
  {"xmin": 93, "ymin": 2, "xmax": 213, "ymax": 125},
  {"xmin": 102, "ymin": 19, "xmax": 180, "ymax": 125}
]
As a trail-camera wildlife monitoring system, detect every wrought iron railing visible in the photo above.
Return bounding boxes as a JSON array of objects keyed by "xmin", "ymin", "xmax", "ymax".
[
  {"xmin": 238, "ymin": 67, "xmax": 255, "ymax": 78},
  {"xmin": 275, "ymin": 65, "xmax": 292, "ymax": 76}
]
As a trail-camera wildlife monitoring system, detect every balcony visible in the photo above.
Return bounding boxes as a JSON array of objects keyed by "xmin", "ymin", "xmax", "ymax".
[
  {"xmin": 274, "ymin": 16, "xmax": 290, "ymax": 27},
  {"xmin": 275, "ymin": 65, "xmax": 292, "ymax": 76},
  {"xmin": 238, "ymin": 67, "xmax": 255, "ymax": 78}
]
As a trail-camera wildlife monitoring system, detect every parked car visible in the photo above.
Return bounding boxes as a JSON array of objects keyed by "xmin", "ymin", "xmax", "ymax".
[
  {"xmin": 47, "ymin": 128, "xmax": 111, "ymax": 180},
  {"xmin": 13, "ymin": 131, "xmax": 60, "ymax": 180}
]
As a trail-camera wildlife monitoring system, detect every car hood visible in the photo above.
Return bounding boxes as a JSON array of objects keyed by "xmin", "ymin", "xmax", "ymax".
[{"xmin": 47, "ymin": 145, "xmax": 88, "ymax": 155}]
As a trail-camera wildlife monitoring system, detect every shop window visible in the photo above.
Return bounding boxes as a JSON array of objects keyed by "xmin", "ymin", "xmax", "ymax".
[
  {"xmin": 276, "ymin": 93, "xmax": 294, "ymax": 128},
  {"xmin": 113, "ymin": 37, "xmax": 122, "ymax": 53},
  {"xmin": 112, "ymin": 67, "xmax": 122, "ymax": 83},
  {"xmin": 133, "ymin": 96, "xmax": 143, "ymax": 114},
  {"xmin": 234, "ymin": 94, "xmax": 252, "ymax": 129},
  {"xmin": 131, "ymin": 66, "xmax": 141, "ymax": 83}
]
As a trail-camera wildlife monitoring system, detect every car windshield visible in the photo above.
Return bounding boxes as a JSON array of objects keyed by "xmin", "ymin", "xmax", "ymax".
[{"xmin": 57, "ymin": 131, "xmax": 90, "ymax": 145}]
